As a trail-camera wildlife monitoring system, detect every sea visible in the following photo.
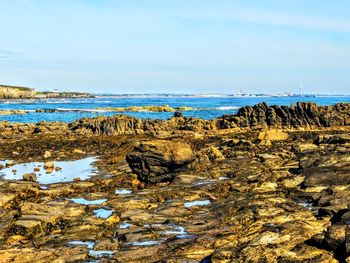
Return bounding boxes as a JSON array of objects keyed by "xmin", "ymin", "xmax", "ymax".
[{"xmin": 1, "ymin": 95, "xmax": 350, "ymax": 123}]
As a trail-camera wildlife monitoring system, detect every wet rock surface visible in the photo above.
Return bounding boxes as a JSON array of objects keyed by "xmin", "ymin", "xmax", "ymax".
[{"xmin": 0, "ymin": 102, "xmax": 349, "ymax": 262}]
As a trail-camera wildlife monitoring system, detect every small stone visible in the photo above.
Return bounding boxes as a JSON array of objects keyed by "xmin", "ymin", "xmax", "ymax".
[
  {"xmin": 73, "ymin": 177, "xmax": 81, "ymax": 181},
  {"xmin": 73, "ymin": 149, "xmax": 85, "ymax": 154},
  {"xmin": 43, "ymin": 151, "xmax": 51, "ymax": 159},
  {"xmin": 12, "ymin": 151, "xmax": 19, "ymax": 156},
  {"xmin": 55, "ymin": 166, "xmax": 62, "ymax": 171},
  {"xmin": 5, "ymin": 161, "xmax": 14, "ymax": 167},
  {"xmin": 34, "ymin": 167, "xmax": 40, "ymax": 172},
  {"xmin": 44, "ymin": 162, "xmax": 54, "ymax": 169},
  {"xmin": 22, "ymin": 173, "xmax": 37, "ymax": 182},
  {"xmin": 131, "ymin": 178, "xmax": 140, "ymax": 186},
  {"xmin": 12, "ymin": 169, "xmax": 17, "ymax": 173},
  {"xmin": 106, "ymin": 215, "xmax": 120, "ymax": 224}
]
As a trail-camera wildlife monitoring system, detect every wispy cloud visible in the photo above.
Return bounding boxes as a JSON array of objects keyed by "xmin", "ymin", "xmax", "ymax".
[
  {"xmin": 0, "ymin": 49, "xmax": 23, "ymax": 59},
  {"xmin": 176, "ymin": 9, "xmax": 350, "ymax": 33}
]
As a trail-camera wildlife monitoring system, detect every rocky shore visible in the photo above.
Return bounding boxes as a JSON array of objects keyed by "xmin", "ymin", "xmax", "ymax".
[{"xmin": 0, "ymin": 102, "xmax": 349, "ymax": 262}]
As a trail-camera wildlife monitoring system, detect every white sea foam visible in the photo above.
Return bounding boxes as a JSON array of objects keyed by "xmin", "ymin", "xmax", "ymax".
[{"xmin": 215, "ymin": 106, "xmax": 240, "ymax": 110}]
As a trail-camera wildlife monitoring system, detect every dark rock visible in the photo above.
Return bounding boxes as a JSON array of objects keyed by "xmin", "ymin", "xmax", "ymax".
[
  {"xmin": 173, "ymin": 111, "xmax": 184, "ymax": 118},
  {"xmin": 315, "ymin": 134, "xmax": 350, "ymax": 145},
  {"xmin": 126, "ymin": 140, "xmax": 195, "ymax": 183},
  {"xmin": 324, "ymin": 224, "xmax": 347, "ymax": 250}
]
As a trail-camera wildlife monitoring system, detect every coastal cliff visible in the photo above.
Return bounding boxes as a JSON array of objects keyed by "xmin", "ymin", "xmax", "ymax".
[
  {"xmin": 0, "ymin": 84, "xmax": 93, "ymax": 99},
  {"xmin": 0, "ymin": 85, "xmax": 36, "ymax": 99}
]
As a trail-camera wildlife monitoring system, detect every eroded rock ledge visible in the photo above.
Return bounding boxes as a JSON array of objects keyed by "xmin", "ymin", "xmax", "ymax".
[{"xmin": 1, "ymin": 102, "xmax": 349, "ymax": 137}]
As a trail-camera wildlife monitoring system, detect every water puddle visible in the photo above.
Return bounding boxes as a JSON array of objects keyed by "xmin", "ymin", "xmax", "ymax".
[
  {"xmin": 296, "ymin": 199, "xmax": 315, "ymax": 211},
  {"xmin": 163, "ymin": 226, "xmax": 186, "ymax": 235},
  {"xmin": 69, "ymin": 198, "xmax": 107, "ymax": 205},
  {"xmin": 89, "ymin": 250, "xmax": 114, "ymax": 257},
  {"xmin": 184, "ymin": 200, "xmax": 211, "ymax": 208},
  {"xmin": 120, "ymin": 222, "xmax": 133, "ymax": 229},
  {"xmin": 0, "ymin": 157, "xmax": 98, "ymax": 184},
  {"xmin": 127, "ymin": 240, "xmax": 159, "ymax": 246},
  {"xmin": 67, "ymin": 241, "xmax": 113, "ymax": 259},
  {"xmin": 93, "ymin": 208, "xmax": 113, "ymax": 218},
  {"xmin": 115, "ymin": 189, "xmax": 132, "ymax": 195},
  {"xmin": 162, "ymin": 225, "xmax": 194, "ymax": 239},
  {"xmin": 193, "ymin": 180, "xmax": 215, "ymax": 186},
  {"xmin": 142, "ymin": 224, "xmax": 195, "ymax": 240},
  {"xmin": 219, "ymin": 176, "xmax": 229, "ymax": 180}
]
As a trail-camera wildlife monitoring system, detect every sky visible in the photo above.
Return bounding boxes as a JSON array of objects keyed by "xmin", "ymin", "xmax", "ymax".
[{"xmin": 0, "ymin": 0, "xmax": 350, "ymax": 94}]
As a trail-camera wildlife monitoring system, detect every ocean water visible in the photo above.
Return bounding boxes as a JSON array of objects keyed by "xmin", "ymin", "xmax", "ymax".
[{"xmin": 0, "ymin": 95, "xmax": 350, "ymax": 123}]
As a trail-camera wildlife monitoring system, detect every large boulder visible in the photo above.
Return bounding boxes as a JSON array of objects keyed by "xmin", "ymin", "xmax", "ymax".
[{"xmin": 126, "ymin": 140, "xmax": 195, "ymax": 183}]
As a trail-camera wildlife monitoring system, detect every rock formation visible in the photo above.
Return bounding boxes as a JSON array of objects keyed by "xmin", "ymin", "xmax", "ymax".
[{"xmin": 126, "ymin": 140, "xmax": 195, "ymax": 183}]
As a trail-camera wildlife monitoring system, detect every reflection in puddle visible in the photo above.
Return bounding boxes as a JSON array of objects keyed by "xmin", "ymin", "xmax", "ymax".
[
  {"xmin": 93, "ymin": 208, "xmax": 113, "ymax": 218},
  {"xmin": 194, "ymin": 180, "xmax": 215, "ymax": 186},
  {"xmin": 219, "ymin": 176, "xmax": 229, "ymax": 180},
  {"xmin": 0, "ymin": 157, "xmax": 98, "ymax": 184},
  {"xmin": 115, "ymin": 189, "xmax": 132, "ymax": 195},
  {"xmin": 184, "ymin": 200, "xmax": 211, "ymax": 208},
  {"xmin": 162, "ymin": 225, "xmax": 194, "ymax": 239},
  {"xmin": 69, "ymin": 198, "xmax": 107, "ymax": 205},
  {"xmin": 163, "ymin": 226, "xmax": 186, "ymax": 235},
  {"xmin": 89, "ymin": 250, "xmax": 114, "ymax": 257},
  {"xmin": 297, "ymin": 200, "xmax": 314, "ymax": 211},
  {"xmin": 127, "ymin": 240, "xmax": 159, "ymax": 246},
  {"xmin": 120, "ymin": 222, "xmax": 133, "ymax": 229}
]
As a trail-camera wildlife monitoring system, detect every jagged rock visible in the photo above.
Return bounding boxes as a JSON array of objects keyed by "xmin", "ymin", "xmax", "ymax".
[
  {"xmin": 223, "ymin": 102, "xmax": 350, "ymax": 129},
  {"xmin": 173, "ymin": 111, "xmax": 184, "ymax": 118},
  {"xmin": 1, "ymin": 102, "xmax": 349, "ymax": 136},
  {"xmin": 126, "ymin": 140, "xmax": 195, "ymax": 183}
]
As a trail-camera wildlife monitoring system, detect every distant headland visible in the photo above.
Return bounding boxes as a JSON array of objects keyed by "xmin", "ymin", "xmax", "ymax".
[{"xmin": 0, "ymin": 84, "xmax": 93, "ymax": 99}]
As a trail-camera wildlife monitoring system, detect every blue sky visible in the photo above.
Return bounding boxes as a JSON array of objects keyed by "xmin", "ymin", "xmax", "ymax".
[{"xmin": 0, "ymin": 0, "xmax": 350, "ymax": 94}]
